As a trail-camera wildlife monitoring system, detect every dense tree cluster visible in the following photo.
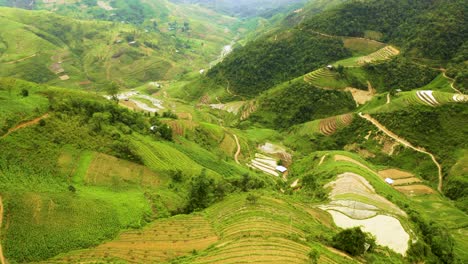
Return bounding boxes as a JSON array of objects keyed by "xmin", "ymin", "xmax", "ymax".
[
  {"xmin": 208, "ymin": 30, "xmax": 350, "ymax": 96},
  {"xmin": 302, "ymin": 0, "xmax": 467, "ymax": 60},
  {"xmin": 363, "ymin": 57, "xmax": 438, "ymax": 92},
  {"xmin": 251, "ymin": 82, "xmax": 355, "ymax": 129}
]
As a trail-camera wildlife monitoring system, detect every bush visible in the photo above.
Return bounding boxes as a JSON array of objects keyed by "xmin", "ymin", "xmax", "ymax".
[{"xmin": 21, "ymin": 89, "xmax": 29, "ymax": 97}]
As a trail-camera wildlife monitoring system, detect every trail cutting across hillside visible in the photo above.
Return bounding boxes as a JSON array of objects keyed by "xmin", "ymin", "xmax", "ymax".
[
  {"xmin": 0, "ymin": 196, "xmax": 6, "ymax": 264},
  {"xmin": 1, "ymin": 113, "xmax": 49, "ymax": 139},
  {"xmin": 359, "ymin": 113, "xmax": 443, "ymax": 192},
  {"xmin": 442, "ymin": 71, "xmax": 462, "ymax": 94},
  {"xmin": 233, "ymin": 134, "xmax": 241, "ymax": 164},
  {"xmin": 3, "ymin": 53, "xmax": 37, "ymax": 64}
]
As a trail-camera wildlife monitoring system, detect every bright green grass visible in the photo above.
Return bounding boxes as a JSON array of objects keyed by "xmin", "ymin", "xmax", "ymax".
[
  {"xmin": 132, "ymin": 133, "xmax": 217, "ymax": 177},
  {"xmin": 333, "ymin": 56, "xmax": 362, "ymax": 67},
  {"xmin": 366, "ymin": 91, "xmax": 462, "ymax": 114},
  {"xmin": 419, "ymin": 74, "xmax": 453, "ymax": 92},
  {"xmin": 2, "ymin": 191, "xmax": 121, "ymax": 262},
  {"xmin": 71, "ymin": 151, "xmax": 95, "ymax": 185},
  {"xmin": 0, "ymin": 83, "xmax": 49, "ymax": 132},
  {"xmin": 79, "ymin": 187, "xmax": 152, "ymax": 228}
]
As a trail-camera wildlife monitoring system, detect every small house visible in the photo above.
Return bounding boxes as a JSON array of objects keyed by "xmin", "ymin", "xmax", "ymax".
[
  {"xmin": 59, "ymin": 75, "xmax": 70, "ymax": 81},
  {"xmin": 276, "ymin": 166, "xmax": 288, "ymax": 173},
  {"xmin": 326, "ymin": 65, "xmax": 334, "ymax": 70},
  {"xmin": 129, "ymin": 41, "xmax": 137, "ymax": 45},
  {"xmin": 199, "ymin": 69, "xmax": 205, "ymax": 74},
  {"xmin": 385, "ymin": 178, "xmax": 394, "ymax": 185},
  {"xmin": 150, "ymin": 125, "xmax": 158, "ymax": 132}
]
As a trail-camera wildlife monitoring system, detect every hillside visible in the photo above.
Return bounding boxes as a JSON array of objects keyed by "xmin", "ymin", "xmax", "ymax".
[
  {"xmin": 0, "ymin": 1, "xmax": 467, "ymax": 264},
  {"xmin": 0, "ymin": 4, "xmax": 240, "ymax": 89}
]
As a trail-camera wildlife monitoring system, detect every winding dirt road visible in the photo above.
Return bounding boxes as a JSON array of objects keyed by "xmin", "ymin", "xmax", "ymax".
[
  {"xmin": 1, "ymin": 113, "xmax": 49, "ymax": 139},
  {"xmin": 442, "ymin": 71, "xmax": 462, "ymax": 94},
  {"xmin": 359, "ymin": 113, "xmax": 443, "ymax": 192},
  {"xmin": 3, "ymin": 53, "xmax": 37, "ymax": 65},
  {"xmin": 233, "ymin": 134, "xmax": 241, "ymax": 164},
  {"xmin": 0, "ymin": 196, "xmax": 6, "ymax": 264}
]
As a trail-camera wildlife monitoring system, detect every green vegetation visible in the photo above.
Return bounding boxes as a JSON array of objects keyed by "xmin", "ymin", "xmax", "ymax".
[
  {"xmin": 207, "ymin": 30, "xmax": 350, "ymax": 96},
  {"xmin": 0, "ymin": 1, "xmax": 467, "ymax": 264},
  {"xmin": 332, "ymin": 227, "xmax": 375, "ymax": 256},
  {"xmin": 250, "ymin": 81, "xmax": 355, "ymax": 129},
  {"xmin": 303, "ymin": 0, "xmax": 467, "ymax": 60},
  {"xmin": 364, "ymin": 57, "xmax": 439, "ymax": 92}
]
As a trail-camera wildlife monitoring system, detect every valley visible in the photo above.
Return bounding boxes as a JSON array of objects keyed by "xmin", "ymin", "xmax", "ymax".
[{"xmin": 0, "ymin": 0, "xmax": 467, "ymax": 263}]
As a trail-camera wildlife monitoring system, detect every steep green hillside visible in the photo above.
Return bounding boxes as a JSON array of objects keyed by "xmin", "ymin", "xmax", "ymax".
[
  {"xmin": 303, "ymin": 0, "xmax": 467, "ymax": 60},
  {"xmin": 207, "ymin": 30, "xmax": 350, "ymax": 96},
  {"xmin": 249, "ymin": 80, "xmax": 355, "ymax": 129},
  {"xmin": 0, "ymin": 6, "xmax": 239, "ymax": 89}
]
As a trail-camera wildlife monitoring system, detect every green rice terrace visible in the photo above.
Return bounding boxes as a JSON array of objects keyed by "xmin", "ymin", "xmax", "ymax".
[{"xmin": 0, "ymin": 0, "xmax": 467, "ymax": 264}]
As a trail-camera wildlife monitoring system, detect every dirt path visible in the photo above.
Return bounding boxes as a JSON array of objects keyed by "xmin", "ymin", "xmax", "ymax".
[
  {"xmin": 442, "ymin": 71, "xmax": 462, "ymax": 94},
  {"xmin": 0, "ymin": 196, "xmax": 6, "ymax": 264},
  {"xmin": 318, "ymin": 154, "xmax": 328, "ymax": 166},
  {"xmin": 358, "ymin": 113, "xmax": 443, "ymax": 192},
  {"xmin": 233, "ymin": 134, "xmax": 241, "ymax": 164},
  {"xmin": 1, "ymin": 113, "xmax": 49, "ymax": 139},
  {"xmin": 386, "ymin": 93, "xmax": 391, "ymax": 104},
  {"xmin": 3, "ymin": 53, "xmax": 37, "ymax": 64}
]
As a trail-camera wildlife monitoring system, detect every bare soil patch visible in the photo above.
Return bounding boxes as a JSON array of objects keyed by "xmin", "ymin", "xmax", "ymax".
[
  {"xmin": 393, "ymin": 178, "xmax": 422, "ymax": 186},
  {"xmin": 345, "ymin": 87, "xmax": 374, "ymax": 105},
  {"xmin": 1, "ymin": 113, "xmax": 49, "ymax": 139},
  {"xmin": 378, "ymin": 169, "xmax": 414, "ymax": 180},
  {"xmin": 395, "ymin": 185, "xmax": 435, "ymax": 196}
]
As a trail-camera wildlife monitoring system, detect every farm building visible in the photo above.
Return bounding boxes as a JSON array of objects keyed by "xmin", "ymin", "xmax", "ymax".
[
  {"xmin": 276, "ymin": 166, "xmax": 288, "ymax": 173},
  {"xmin": 59, "ymin": 75, "xmax": 70, "ymax": 81},
  {"xmin": 385, "ymin": 178, "xmax": 394, "ymax": 185}
]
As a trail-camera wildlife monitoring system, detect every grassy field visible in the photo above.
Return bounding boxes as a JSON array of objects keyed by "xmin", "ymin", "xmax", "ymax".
[
  {"xmin": 176, "ymin": 193, "xmax": 360, "ymax": 264},
  {"xmin": 0, "ymin": 78, "xmax": 49, "ymax": 134}
]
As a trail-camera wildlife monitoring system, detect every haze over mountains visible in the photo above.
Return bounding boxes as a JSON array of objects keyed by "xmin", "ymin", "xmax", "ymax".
[{"xmin": 0, "ymin": 0, "xmax": 467, "ymax": 264}]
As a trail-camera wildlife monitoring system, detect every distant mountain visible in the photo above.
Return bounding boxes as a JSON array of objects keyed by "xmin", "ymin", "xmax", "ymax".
[{"xmin": 170, "ymin": 0, "xmax": 307, "ymax": 17}]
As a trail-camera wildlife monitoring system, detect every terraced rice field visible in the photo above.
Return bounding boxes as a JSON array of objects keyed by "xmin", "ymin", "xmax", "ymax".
[
  {"xmin": 132, "ymin": 135, "xmax": 204, "ymax": 175},
  {"xmin": 191, "ymin": 237, "xmax": 311, "ymax": 264},
  {"xmin": 187, "ymin": 195, "xmax": 355, "ymax": 264},
  {"xmin": 321, "ymin": 172, "xmax": 410, "ymax": 255},
  {"xmin": 304, "ymin": 68, "xmax": 335, "ymax": 85},
  {"xmin": 49, "ymin": 215, "xmax": 218, "ymax": 263},
  {"xmin": 319, "ymin": 114, "xmax": 354, "ymax": 136},
  {"xmin": 378, "ymin": 168, "xmax": 435, "ymax": 196},
  {"xmin": 416, "ymin": 90, "xmax": 439, "ymax": 106},
  {"xmin": 357, "ymin": 46, "xmax": 399, "ymax": 64},
  {"xmin": 247, "ymin": 153, "xmax": 279, "ymax": 177},
  {"xmin": 402, "ymin": 91, "xmax": 467, "ymax": 108},
  {"xmin": 164, "ymin": 119, "xmax": 198, "ymax": 136},
  {"xmin": 394, "ymin": 185, "xmax": 435, "ymax": 195},
  {"xmin": 84, "ymin": 153, "xmax": 164, "ymax": 188}
]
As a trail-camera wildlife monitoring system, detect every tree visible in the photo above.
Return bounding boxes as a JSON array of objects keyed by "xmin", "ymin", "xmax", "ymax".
[
  {"xmin": 21, "ymin": 89, "xmax": 29, "ymax": 97},
  {"xmin": 332, "ymin": 227, "xmax": 375, "ymax": 256},
  {"xmin": 308, "ymin": 249, "xmax": 319, "ymax": 263},
  {"xmin": 68, "ymin": 185, "xmax": 76, "ymax": 193},
  {"xmin": 187, "ymin": 169, "xmax": 214, "ymax": 212},
  {"xmin": 337, "ymin": 64, "xmax": 345, "ymax": 76},
  {"xmin": 245, "ymin": 193, "xmax": 259, "ymax": 205},
  {"xmin": 106, "ymin": 82, "xmax": 120, "ymax": 102}
]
